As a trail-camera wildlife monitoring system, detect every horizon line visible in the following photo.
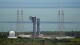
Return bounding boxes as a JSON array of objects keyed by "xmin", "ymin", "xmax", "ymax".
[
  {"xmin": 0, "ymin": 6, "xmax": 80, "ymax": 8},
  {"xmin": 0, "ymin": 21, "xmax": 80, "ymax": 24}
]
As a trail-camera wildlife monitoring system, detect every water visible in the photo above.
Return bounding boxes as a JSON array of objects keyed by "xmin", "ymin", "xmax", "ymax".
[{"xmin": 0, "ymin": 8, "xmax": 80, "ymax": 32}]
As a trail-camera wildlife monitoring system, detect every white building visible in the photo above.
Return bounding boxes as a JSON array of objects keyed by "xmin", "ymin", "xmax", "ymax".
[
  {"xmin": 8, "ymin": 31, "xmax": 17, "ymax": 38},
  {"xmin": 56, "ymin": 36, "xmax": 74, "ymax": 39},
  {"xmin": 18, "ymin": 34, "xmax": 32, "ymax": 38}
]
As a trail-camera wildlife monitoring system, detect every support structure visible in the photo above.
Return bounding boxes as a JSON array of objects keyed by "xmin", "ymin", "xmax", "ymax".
[
  {"xmin": 29, "ymin": 16, "xmax": 36, "ymax": 38},
  {"xmin": 58, "ymin": 9, "xmax": 65, "ymax": 37},
  {"xmin": 21, "ymin": 10, "xmax": 23, "ymax": 33},
  {"xmin": 37, "ymin": 18, "xmax": 40, "ymax": 37},
  {"xmin": 17, "ymin": 10, "xmax": 23, "ymax": 33},
  {"xmin": 58, "ymin": 1, "xmax": 65, "ymax": 37},
  {"xmin": 17, "ymin": 10, "xmax": 19, "ymax": 32}
]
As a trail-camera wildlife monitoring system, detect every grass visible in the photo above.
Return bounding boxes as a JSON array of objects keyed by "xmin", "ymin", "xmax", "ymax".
[
  {"xmin": 0, "ymin": 38, "xmax": 80, "ymax": 45},
  {"xmin": 0, "ymin": 31, "xmax": 80, "ymax": 45}
]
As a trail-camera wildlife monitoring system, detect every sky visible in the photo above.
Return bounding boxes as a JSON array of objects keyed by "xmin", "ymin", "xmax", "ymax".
[
  {"xmin": 0, "ymin": 0, "xmax": 80, "ymax": 8},
  {"xmin": 0, "ymin": 0, "xmax": 80, "ymax": 31}
]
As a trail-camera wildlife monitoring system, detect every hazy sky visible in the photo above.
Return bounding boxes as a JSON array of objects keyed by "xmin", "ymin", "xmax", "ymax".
[
  {"xmin": 0, "ymin": 0, "xmax": 80, "ymax": 31},
  {"xmin": 0, "ymin": 0, "xmax": 80, "ymax": 8}
]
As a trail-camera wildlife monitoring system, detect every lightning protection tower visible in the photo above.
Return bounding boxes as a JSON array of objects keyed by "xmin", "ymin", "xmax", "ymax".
[{"xmin": 58, "ymin": 1, "xmax": 65, "ymax": 37}]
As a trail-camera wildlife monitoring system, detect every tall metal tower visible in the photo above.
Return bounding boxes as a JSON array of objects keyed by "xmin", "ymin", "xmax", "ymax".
[
  {"xmin": 16, "ymin": 1, "xmax": 24, "ymax": 33},
  {"xmin": 21, "ymin": 10, "xmax": 23, "ymax": 33},
  {"xmin": 58, "ymin": 1, "xmax": 65, "ymax": 37},
  {"xmin": 17, "ymin": 10, "xmax": 19, "ymax": 32},
  {"xmin": 29, "ymin": 16, "xmax": 37, "ymax": 38},
  {"xmin": 60, "ymin": 9, "xmax": 65, "ymax": 37},
  {"xmin": 61, "ymin": 9, "xmax": 64, "ymax": 34},
  {"xmin": 17, "ymin": 10, "xmax": 24, "ymax": 33},
  {"xmin": 58, "ymin": 10, "xmax": 61, "ymax": 36}
]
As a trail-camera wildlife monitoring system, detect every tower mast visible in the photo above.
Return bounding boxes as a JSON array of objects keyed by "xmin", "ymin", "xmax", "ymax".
[
  {"xmin": 58, "ymin": 1, "xmax": 65, "ymax": 37},
  {"xmin": 17, "ymin": 10, "xmax": 19, "ymax": 31},
  {"xmin": 21, "ymin": 10, "xmax": 23, "ymax": 34}
]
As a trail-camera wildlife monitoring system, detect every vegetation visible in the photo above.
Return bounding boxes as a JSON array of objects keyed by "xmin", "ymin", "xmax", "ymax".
[
  {"xmin": 0, "ymin": 38, "xmax": 80, "ymax": 45},
  {"xmin": 0, "ymin": 31, "xmax": 80, "ymax": 45}
]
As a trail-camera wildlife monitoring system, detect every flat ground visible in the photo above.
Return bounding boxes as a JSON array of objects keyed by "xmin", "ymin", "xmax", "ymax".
[
  {"xmin": 0, "ymin": 31, "xmax": 80, "ymax": 45},
  {"xmin": 0, "ymin": 38, "xmax": 80, "ymax": 45}
]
